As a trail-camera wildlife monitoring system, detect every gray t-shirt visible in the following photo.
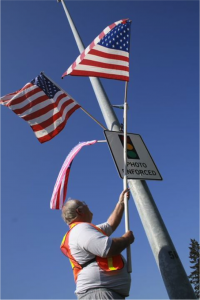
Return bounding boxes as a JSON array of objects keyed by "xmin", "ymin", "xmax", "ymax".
[{"xmin": 68, "ymin": 222, "xmax": 131, "ymax": 297}]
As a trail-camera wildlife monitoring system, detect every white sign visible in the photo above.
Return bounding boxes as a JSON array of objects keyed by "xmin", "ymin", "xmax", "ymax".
[{"xmin": 104, "ymin": 130, "xmax": 162, "ymax": 180}]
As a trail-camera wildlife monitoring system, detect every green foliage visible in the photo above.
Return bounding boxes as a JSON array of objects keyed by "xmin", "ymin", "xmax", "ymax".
[{"xmin": 188, "ymin": 239, "xmax": 200, "ymax": 299}]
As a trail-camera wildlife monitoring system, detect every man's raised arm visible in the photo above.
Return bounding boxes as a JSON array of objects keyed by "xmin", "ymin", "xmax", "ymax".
[{"xmin": 107, "ymin": 189, "xmax": 130, "ymax": 232}]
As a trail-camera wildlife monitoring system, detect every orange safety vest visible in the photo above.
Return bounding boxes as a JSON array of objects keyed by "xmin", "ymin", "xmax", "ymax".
[{"xmin": 60, "ymin": 222, "xmax": 124, "ymax": 282}]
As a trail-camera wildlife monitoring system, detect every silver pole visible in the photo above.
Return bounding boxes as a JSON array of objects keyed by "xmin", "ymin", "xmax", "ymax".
[
  {"xmin": 58, "ymin": 1, "xmax": 196, "ymax": 298},
  {"xmin": 58, "ymin": 0, "xmax": 120, "ymax": 132}
]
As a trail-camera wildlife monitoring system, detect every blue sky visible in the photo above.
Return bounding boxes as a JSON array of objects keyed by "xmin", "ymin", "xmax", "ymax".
[{"xmin": 1, "ymin": 0, "xmax": 199, "ymax": 299}]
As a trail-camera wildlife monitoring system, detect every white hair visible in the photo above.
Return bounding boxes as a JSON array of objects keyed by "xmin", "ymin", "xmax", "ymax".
[{"xmin": 61, "ymin": 199, "xmax": 83, "ymax": 225}]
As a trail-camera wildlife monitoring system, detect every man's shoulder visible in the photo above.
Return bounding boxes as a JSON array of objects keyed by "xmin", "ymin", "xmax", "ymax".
[
  {"xmin": 71, "ymin": 222, "xmax": 96, "ymax": 232},
  {"xmin": 70, "ymin": 222, "xmax": 112, "ymax": 236},
  {"xmin": 75, "ymin": 222, "xmax": 95, "ymax": 227},
  {"xmin": 96, "ymin": 222, "xmax": 113, "ymax": 236},
  {"xmin": 69, "ymin": 223, "xmax": 101, "ymax": 244},
  {"xmin": 72, "ymin": 222, "xmax": 103, "ymax": 228},
  {"xmin": 75, "ymin": 222, "xmax": 110, "ymax": 230}
]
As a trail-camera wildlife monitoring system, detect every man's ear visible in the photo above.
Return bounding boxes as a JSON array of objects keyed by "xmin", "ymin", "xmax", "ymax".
[{"xmin": 76, "ymin": 206, "xmax": 84, "ymax": 216}]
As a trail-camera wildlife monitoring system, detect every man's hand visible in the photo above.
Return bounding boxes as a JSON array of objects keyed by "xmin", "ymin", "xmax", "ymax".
[
  {"xmin": 122, "ymin": 231, "xmax": 135, "ymax": 244},
  {"xmin": 118, "ymin": 188, "xmax": 130, "ymax": 205},
  {"xmin": 106, "ymin": 230, "xmax": 135, "ymax": 257},
  {"xmin": 107, "ymin": 188, "xmax": 131, "ymax": 232}
]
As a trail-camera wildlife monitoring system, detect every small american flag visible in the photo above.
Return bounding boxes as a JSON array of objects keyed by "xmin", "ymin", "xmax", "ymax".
[
  {"xmin": 50, "ymin": 140, "xmax": 97, "ymax": 210},
  {"xmin": 0, "ymin": 73, "xmax": 81, "ymax": 143},
  {"xmin": 62, "ymin": 19, "xmax": 131, "ymax": 81}
]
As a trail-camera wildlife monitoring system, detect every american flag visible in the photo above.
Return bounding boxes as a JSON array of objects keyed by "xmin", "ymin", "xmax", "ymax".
[
  {"xmin": 0, "ymin": 73, "xmax": 81, "ymax": 143},
  {"xmin": 62, "ymin": 19, "xmax": 131, "ymax": 81},
  {"xmin": 50, "ymin": 140, "xmax": 97, "ymax": 210}
]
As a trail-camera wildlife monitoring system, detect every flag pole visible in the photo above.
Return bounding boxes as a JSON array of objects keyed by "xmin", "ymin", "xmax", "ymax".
[
  {"xmin": 123, "ymin": 81, "xmax": 132, "ymax": 273},
  {"xmin": 79, "ymin": 107, "xmax": 106, "ymax": 130},
  {"xmin": 41, "ymin": 72, "xmax": 107, "ymax": 131}
]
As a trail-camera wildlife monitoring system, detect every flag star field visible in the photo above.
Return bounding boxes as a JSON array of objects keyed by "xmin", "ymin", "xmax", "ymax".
[
  {"xmin": 99, "ymin": 21, "xmax": 131, "ymax": 52},
  {"xmin": 31, "ymin": 74, "xmax": 60, "ymax": 99}
]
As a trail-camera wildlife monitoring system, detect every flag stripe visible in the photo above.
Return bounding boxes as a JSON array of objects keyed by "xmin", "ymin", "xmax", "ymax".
[
  {"xmin": 89, "ymin": 49, "xmax": 129, "ymax": 62},
  {"xmin": 11, "ymin": 91, "xmax": 68, "ymax": 116},
  {"xmin": 34, "ymin": 104, "xmax": 81, "ymax": 142},
  {"xmin": 0, "ymin": 83, "xmax": 34, "ymax": 104},
  {"xmin": 50, "ymin": 140, "xmax": 97, "ymax": 209},
  {"xmin": 13, "ymin": 94, "xmax": 49, "ymax": 114},
  {"xmin": 75, "ymin": 44, "xmax": 129, "ymax": 67},
  {"xmin": 56, "ymin": 185, "xmax": 62, "ymax": 210},
  {"xmin": 7, "ymin": 85, "xmax": 42, "ymax": 107},
  {"xmin": 59, "ymin": 178, "xmax": 65, "ymax": 210},
  {"xmin": 93, "ymin": 44, "xmax": 129, "ymax": 57},
  {"xmin": 69, "ymin": 70, "xmax": 129, "ymax": 81},
  {"xmin": 62, "ymin": 167, "xmax": 71, "ymax": 206},
  {"xmin": 27, "ymin": 100, "xmax": 79, "ymax": 129},
  {"xmin": 31, "ymin": 102, "xmax": 80, "ymax": 132},
  {"xmin": 69, "ymin": 64, "xmax": 129, "ymax": 77},
  {"xmin": 21, "ymin": 95, "xmax": 73, "ymax": 121},
  {"xmin": 33, "ymin": 104, "xmax": 81, "ymax": 138},
  {"xmin": 80, "ymin": 59, "xmax": 129, "ymax": 72},
  {"xmin": 19, "ymin": 94, "xmax": 73, "ymax": 122},
  {"xmin": 59, "ymin": 165, "xmax": 71, "ymax": 210},
  {"xmin": 0, "ymin": 73, "xmax": 81, "ymax": 143},
  {"xmin": 66, "ymin": 45, "xmax": 129, "ymax": 75}
]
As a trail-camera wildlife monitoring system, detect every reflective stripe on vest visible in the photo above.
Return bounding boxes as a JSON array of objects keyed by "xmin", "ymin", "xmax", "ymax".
[
  {"xmin": 60, "ymin": 228, "xmax": 82, "ymax": 282},
  {"xmin": 60, "ymin": 222, "xmax": 124, "ymax": 281}
]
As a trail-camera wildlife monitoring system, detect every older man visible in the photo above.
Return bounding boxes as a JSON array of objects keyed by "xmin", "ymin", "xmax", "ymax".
[{"xmin": 60, "ymin": 189, "xmax": 134, "ymax": 299}]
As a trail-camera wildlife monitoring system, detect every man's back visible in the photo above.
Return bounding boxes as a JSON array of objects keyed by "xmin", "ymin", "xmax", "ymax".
[{"xmin": 68, "ymin": 222, "xmax": 131, "ymax": 297}]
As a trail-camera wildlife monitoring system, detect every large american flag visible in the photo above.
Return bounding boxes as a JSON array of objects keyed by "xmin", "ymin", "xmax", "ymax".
[
  {"xmin": 0, "ymin": 73, "xmax": 81, "ymax": 143},
  {"xmin": 50, "ymin": 140, "xmax": 97, "ymax": 210},
  {"xmin": 62, "ymin": 19, "xmax": 131, "ymax": 81}
]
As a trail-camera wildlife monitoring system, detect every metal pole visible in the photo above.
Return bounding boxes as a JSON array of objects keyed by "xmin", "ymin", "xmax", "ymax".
[
  {"xmin": 123, "ymin": 82, "xmax": 132, "ymax": 273},
  {"xmin": 58, "ymin": 1, "xmax": 196, "ymax": 298},
  {"xmin": 58, "ymin": 0, "xmax": 120, "ymax": 132}
]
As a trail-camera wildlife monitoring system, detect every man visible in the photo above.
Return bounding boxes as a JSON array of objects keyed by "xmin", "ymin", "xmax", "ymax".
[{"xmin": 61, "ymin": 188, "xmax": 135, "ymax": 299}]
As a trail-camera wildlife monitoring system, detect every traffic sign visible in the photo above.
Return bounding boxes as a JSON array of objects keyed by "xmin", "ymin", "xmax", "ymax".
[{"xmin": 104, "ymin": 130, "xmax": 162, "ymax": 180}]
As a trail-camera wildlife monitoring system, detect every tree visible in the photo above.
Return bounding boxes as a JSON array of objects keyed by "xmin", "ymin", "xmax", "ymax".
[{"xmin": 188, "ymin": 239, "xmax": 200, "ymax": 299}]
